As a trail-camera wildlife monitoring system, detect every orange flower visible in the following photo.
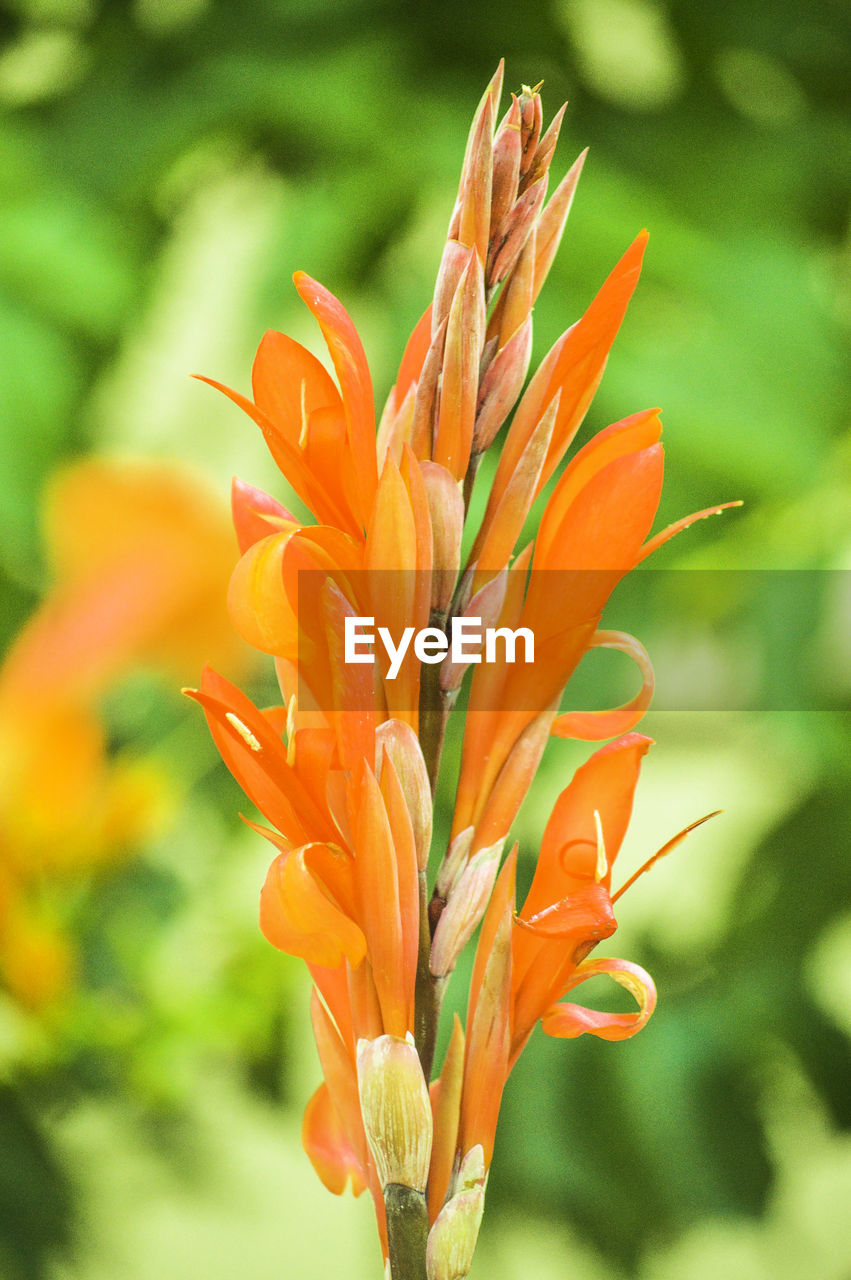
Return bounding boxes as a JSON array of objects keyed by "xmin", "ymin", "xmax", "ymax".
[
  {"xmin": 193, "ymin": 68, "xmax": 737, "ymax": 1276},
  {"xmin": 459, "ymin": 736, "xmax": 656, "ymax": 1167}
]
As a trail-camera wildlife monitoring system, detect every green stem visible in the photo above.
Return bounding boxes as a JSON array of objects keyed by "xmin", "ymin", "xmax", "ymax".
[
  {"xmin": 413, "ymin": 870, "xmax": 439, "ymax": 1081},
  {"xmin": 385, "ymin": 1185, "xmax": 429, "ymax": 1280},
  {"xmin": 462, "ymin": 451, "xmax": 481, "ymax": 517}
]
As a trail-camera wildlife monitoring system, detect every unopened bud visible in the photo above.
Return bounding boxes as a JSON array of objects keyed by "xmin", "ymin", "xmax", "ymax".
[
  {"xmin": 430, "ymin": 842, "xmax": 504, "ymax": 978},
  {"xmin": 432, "ymin": 240, "xmax": 473, "ymax": 335},
  {"xmin": 411, "ymin": 317, "xmax": 448, "ymax": 461},
  {"xmin": 524, "ymin": 101, "xmax": 566, "ymax": 189},
  {"xmin": 489, "ymin": 173, "xmax": 548, "ymax": 287},
  {"xmin": 420, "ymin": 462, "xmax": 464, "ymax": 615},
  {"xmin": 435, "ymin": 826, "xmax": 474, "ymax": 901},
  {"xmin": 489, "ymin": 95, "xmax": 521, "ymax": 243},
  {"xmin": 439, "ymin": 571, "xmax": 507, "ymax": 692},
  {"xmin": 426, "ymin": 1146, "xmax": 487, "ymax": 1280},
  {"xmin": 356, "ymin": 1034, "xmax": 433, "ymax": 1192},
  {"xmin": 518, "ymin": 83, "xmax": 543, "ymax": 178},
  {"xmin": 375, "ymin": 719, "xmax": 433, "ymax": 871},
  {"xmin": 433, "ymin": 253, "xmax": 485, "ymax": 481},
  {"xmin": 473, "ymin": 317, "xmax": 533, "ymax": 452}
]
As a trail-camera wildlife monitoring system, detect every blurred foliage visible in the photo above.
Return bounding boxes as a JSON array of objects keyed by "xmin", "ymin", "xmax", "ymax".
[{"xmin": 0, "ymin": 0, "xmax": 848, "ymax": 1277}]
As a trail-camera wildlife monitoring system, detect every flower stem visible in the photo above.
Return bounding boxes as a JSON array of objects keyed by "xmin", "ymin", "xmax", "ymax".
[
  {"xmin": 385, "ymin": 1184, "xmax": 429, "ymax": 1280},
  {"xmin": 414, "ymin": 870, "xmax": 440, "ymax": 1081}
]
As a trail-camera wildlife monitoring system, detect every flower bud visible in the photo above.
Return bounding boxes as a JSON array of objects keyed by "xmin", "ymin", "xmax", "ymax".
[
  {"xmin": 439, "ymin": 571, "xmax": 507, "ymax": 693},
  {"xmin": 356, "ymin": 1034, "xmax": 433, "ymax": 1192},
  {"xmin": 419, "ymin": 462, "xmax": 464, "ymax": 616},
  {"xmin": 430, "ymin": 841, "xmax": 504, "ymax": 978},
  {"xmin": 524, "ymin": 101, "xmax": 566, "ymax": 189},
  {"xmin": 489, "ymin": 95, "xmax": 521, "ymax": 242},
  {"xmin": 473, "ymin": 317, "xmax": 533, "ymax": 453},
  {"xmin": 411, "ymin": 316, "xmax": 448, "ymax": 458},
  {"xmin": 434, "ymin": 826, "xmax": 474, "ymax": 902},
  {"xmin": 433, "ymin": 253, "xmax": 486, "ymax": 482},
  {"xmin": 518, "ymin": 83, "xmax": 543, "ymax": 178},
  {"xmin": 489, "ymin": 173, "xmax": 548, "ymax": 287},
  {"xmin": 375, "ymin": 718, "xmax": 433, "ymax": 871},
  {"xmin": 426, "ymin": 1146, "xmax": 487, "ymax": 1280}
]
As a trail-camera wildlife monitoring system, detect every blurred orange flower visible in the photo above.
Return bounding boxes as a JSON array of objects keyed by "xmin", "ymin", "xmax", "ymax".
[{"xmin": 0, "ymin": 460, "xmax": 246, "ymax": 1009}]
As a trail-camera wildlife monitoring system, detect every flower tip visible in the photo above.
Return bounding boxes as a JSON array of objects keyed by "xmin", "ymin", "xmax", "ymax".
[{"xmin": 292, "ymin": 269, "xmax": 320, "ymax": 303}]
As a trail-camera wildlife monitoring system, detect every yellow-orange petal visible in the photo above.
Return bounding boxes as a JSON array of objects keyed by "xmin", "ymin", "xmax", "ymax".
[
  {"xmin": 541, "ymin": 957, "xmax": 657, "ymax": 1041},
  {"xmin": 302, "ymin": 1082, "xmax": 367, "ymax": 1197},
  {"xmin": 551, "ymin": 629, "xmax": 654, "ymax": 741},
  {"xmin": 428, "ymin": 1015, "xmax": 466, "ymax": 1223},
  {"xmin": 227, "ymin": 530, "xmax": 298, "ymax": 657},
  {"xmin": 231, "ymin": 477, "xmax": 297, "ymax": 553},
  {"xmin": 293, "ymin": 273, "xmax": 378, "ymax": 525},
  {"xmin": 460, "ymin": 849, "xmax": 515, "ymax": 1166},
  {"xmin": 260, "ymin": 844, "xmax": 366, "ymax": 969}
]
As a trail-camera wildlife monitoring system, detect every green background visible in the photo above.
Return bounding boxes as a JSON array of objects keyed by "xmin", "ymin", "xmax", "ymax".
[{"xmin": 1, "ymin": 0, "xmax": 849, "ymax": 1276}]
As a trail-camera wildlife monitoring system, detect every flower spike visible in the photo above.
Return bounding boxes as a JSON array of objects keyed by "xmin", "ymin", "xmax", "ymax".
[{"xmin": 191, "ymin": 69, "xmax": 733, "ymax": 1278}]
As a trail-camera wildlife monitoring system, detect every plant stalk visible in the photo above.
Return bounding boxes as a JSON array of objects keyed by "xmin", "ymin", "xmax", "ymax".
[{"xmin": 385, "ymin": 1184, "xmax": 429, "ymax": 1280}]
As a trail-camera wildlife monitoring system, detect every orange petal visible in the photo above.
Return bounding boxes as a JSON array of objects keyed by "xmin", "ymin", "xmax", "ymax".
[
  {"xmin": 541, "ymin": 956, "xmax": 657, "ymax": 1041},
  {"xmin": 302, "ymin": 1082, "xmax": 367, "ymax": 1196},
  {"xmin": 552, "ymin": 629, "xmax": 654, "ymax": 741},
  {"xmin": 535, "ymin": 408, "xmax": 663, "ymax": 569},
  {"xmin": 526, "ymin": 732, "xmax": 653, "ymax": 917},
  {"xmin": 228, "ymin": 530, "xmax": 298, "ymax": 657},
  {"xmin": 195, "ymin": 375, "xmax": 352, "ymax": 530},
  {"xmin": 260, "ymin": 844, "xmax": 366, "ymax": 968},
  {"xmin": 351, "ymin": 762, "xmax": 410, "ymax": 1037},
  {"xmin": 428, "ymin": 1015, "xmax": 466, "ymax": 1223},
  {"xmin": 231, "ymin": 477, "xmax": 297, "ymax": 553},
  {"xmin": 310, "ymin": 989, "xmax": 373, "ymax": 1178},
  {"xmin": 489, "ymin": 232, "xmax": 649, "ymax": 514},
  {"xmin": 188, "ymin": 668, "xmax": 334, "ymax": 844},
  {"xmin": 510, "ymin": 881, "xmax": 618, "ymax": 1059},
  {"xmin": 251, "ymin": 329, "xmax": 342, "ymax": 448},
  {"xmin": 460, "ymin": 849, "xmax": 515, "ymax": 1166},
  {"xmin": 394, "ymin": 306, "xmax": 434, "ymax": 403},
  {"xmin": 293, "ymin": 273, "xmax": 378, "ymax": 525}
]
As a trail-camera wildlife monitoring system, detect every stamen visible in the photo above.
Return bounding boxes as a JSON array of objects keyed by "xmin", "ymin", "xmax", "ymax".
[
  {"xmin": 286, "ymin": 694, "xmax": 298, "ymax": 766},
  {"xmin": 593, "ymin": 809, "xmax": 608, "ymax": 882},
  {"xmin": 225, "ymin": 712, "xmax": 262, "ymax": 752},
  {"xmin": 298, "ymin": 379, "xmax": 309, "ymax": 449},
  {"xmin": 611, "ymin": 810, "xmax": 722, "ymax": 903}
]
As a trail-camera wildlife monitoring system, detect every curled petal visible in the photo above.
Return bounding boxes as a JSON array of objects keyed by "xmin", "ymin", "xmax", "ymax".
[
  {"xmin": 302, "ymin": 1082, "xmax": 367, "ymax": 1197},
  {"xmin": 515, "ymin": 881, "xmax": 615, "ymax": 942},
  {"xmin": 260, "ymin": 844, "xmax": 366, "ymax": 969},
  {"xmin": 542, "ymin": 956, "xmax": 657, "ymax": 1042},
  {"xmin": 551, "ymin": 629, "xmax": 654, "ymax": 741}
]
